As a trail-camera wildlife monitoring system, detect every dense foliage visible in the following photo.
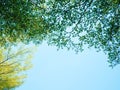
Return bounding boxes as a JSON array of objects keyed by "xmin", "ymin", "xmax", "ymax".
[
  {"xmin": 0, "ymin": 0, "xmax": 120, "ymax": 66},
  {"xmin": 0, "ymin": 0, "xmax": 48, "ymax": 46},
  {"xmin": 42, "ymin": 0, "xmax": 120, "ymax": 67}
]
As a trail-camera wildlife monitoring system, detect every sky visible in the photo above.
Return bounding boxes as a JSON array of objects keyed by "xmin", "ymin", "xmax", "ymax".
[{"xmin": 17, "ymin": 42, "xmax": 120, "ymax": 90}]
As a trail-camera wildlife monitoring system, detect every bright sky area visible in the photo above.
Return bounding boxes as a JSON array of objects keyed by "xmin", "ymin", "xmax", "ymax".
[{"xmin": 17, "ymin": 42, "xmax": 120, "ymax": 90}]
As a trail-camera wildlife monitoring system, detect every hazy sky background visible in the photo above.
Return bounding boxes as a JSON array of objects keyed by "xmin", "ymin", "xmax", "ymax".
[{"xmin": 17, "ymin": 42, "xmax": 120, "ymax": 90}]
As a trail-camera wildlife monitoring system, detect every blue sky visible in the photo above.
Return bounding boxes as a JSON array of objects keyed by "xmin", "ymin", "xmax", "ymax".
[{"xmin": 17, "ymin": 42, "xmax": 120, "ymax": 90}]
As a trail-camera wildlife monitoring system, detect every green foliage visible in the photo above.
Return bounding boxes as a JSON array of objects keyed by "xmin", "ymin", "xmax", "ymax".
[
  {"xmin": 42, "ymin": 0, "xmax": 120, "ymax": 67},
  {"xmin": 0, "ymin": 0, "xmax": 49, "ymax": 46},
  {"xmin": 0, "ymin": 0, "xmax": 120, "ymax": 67}
]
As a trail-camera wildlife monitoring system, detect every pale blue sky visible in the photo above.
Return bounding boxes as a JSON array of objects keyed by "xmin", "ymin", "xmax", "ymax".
[{"xmin": 17, "ymin": 42, "xmax": 120, "ymax": 90}]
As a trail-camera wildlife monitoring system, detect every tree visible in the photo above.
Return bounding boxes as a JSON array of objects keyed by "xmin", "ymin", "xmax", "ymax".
[
  {"xmin": 41, "ymin": 0, "xmax": 120, "ymax": 67},
  {"xmin": 0, "ymin": 0, "xmax": 49, "ymax": 47},
  {"xmin": 0, "ymin": 0, "xmax": 119, "ymax": 67},
  {"xmin": 0, "ymin": 46, "xmax": 33, "ymax": 90}
]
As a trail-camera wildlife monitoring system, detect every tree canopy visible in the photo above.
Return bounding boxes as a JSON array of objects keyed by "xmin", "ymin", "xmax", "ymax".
[
  {"xmin": 0, "ymin": 0, "xmax": 48, "ymax": 46},
  {"xmin": 0, "ymin": 0, "xmax": 120, "ymax": 67},
  {"xmin": 42, "ymin": 0, "xmax": 120, "ymax": 67},
  {"xmin": 0, "ymin": 46, "xmax": 33, "ymax": 90}
]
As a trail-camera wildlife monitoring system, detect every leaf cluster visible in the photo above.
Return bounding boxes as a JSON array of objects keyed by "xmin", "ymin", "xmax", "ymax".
[
  {"xmin": 42, "ymin": 0, "xmax": 120, "ymax": 67},
  {"xmin": 0, "ymin": 46, "xmax": 33, "ymax": 89}
]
